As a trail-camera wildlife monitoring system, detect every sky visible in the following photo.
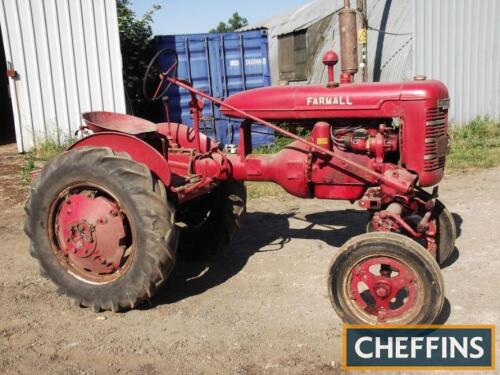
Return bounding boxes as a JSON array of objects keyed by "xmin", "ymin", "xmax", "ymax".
[{"xmin": 131, "ymin": 0, "xmax": 311, "ymax": 35}]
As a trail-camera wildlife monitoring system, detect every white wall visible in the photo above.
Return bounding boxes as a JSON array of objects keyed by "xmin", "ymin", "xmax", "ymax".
[{"xmin": 0, "ymin": 0, "xmax": 126, "ymax": 152}]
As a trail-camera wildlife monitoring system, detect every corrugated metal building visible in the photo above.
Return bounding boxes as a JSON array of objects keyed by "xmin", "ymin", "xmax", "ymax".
[
  {"xmin": 241, "ymin": 0, "xmax": 500, "ymax": 125},
  {"xmin": 0, "ymin": 0, "xmax": 126, "ymax": 152},
  {"xmin": 240, "ymin": 0, "xmax": 414, "ymax": 84},
  {"xmin": 413, "ymin": 0, "xmax": 500, "ymax": 125}
]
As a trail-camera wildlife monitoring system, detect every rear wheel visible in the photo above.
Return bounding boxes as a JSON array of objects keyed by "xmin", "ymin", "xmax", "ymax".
[
  {"xmin": 175, "ymin": 181, "xmax": 246, "ymax": 257},
  {"xmin": 328, "ymin": 232, "xmax": 444, "ymax": 324},
  {"xmin": 24, "ymin": 147, "xmax": 178, "ymax": 312}
]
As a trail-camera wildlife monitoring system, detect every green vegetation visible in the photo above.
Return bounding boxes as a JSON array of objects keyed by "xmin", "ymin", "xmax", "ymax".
[
  {"xmin": 447, "ymin": 117, "xmax": 500, "ymax": 170},
  {"xmin": 210, "ymin": 12, "xmax": 248, "ymax": 33},
  {"xmin": 117, "ymin": 0, "xmax": 161, "ymax": 119},
  {"xmin": 20, "ymin": 138, "xmax": 74, "ymax": 185}
]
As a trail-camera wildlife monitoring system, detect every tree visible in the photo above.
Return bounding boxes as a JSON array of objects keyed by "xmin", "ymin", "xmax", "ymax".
[
  {"xmin": 117, "ymin": 0, "xmax": 161, "ymax": 120},
  {"xmin": 210, "ymin": 12, "xmax": 248, "ymax": 33}
]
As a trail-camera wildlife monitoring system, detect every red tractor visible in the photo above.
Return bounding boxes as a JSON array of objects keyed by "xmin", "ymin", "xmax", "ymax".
[{"xmin": 25, "ymin": 43, "xmax": 455, "ymax": 325}]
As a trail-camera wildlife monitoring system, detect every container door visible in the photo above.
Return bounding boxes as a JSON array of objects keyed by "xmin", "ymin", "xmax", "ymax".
[{"xmin": 154, "ymin": 31, "xmax": 274, "ymax": 148}]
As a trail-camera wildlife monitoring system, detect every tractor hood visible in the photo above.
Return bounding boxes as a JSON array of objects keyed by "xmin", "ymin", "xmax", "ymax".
[{"xmin": 221, "ymin": 80, "xmax": 448, "ymax": 120}]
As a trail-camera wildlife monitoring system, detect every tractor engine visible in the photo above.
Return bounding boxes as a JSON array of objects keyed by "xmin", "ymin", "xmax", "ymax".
[{"xmin": 221, "ymin": 79, "xmax": 450, "ymax": 200}]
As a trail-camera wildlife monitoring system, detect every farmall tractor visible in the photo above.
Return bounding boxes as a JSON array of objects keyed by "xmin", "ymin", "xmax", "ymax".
[{"xmin": 25, "ymin": 9, "xmax": 455, "ymax": 325}]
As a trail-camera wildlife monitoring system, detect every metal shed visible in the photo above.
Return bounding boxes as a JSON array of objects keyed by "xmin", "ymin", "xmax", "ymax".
[
  {"xmin": 241, "ymin": 0, "xmax": 500, "ymax": 125},
  {"xmin": 240, "ymin": 0, "xmax": 414, "ymax": 85},
  {"xmin": 413, "ymin": 0, "xmax": 500, "ymax": 125},
  {"xmin": 0, "ymin": 0, "xmax": 126, "ymax": 152}
]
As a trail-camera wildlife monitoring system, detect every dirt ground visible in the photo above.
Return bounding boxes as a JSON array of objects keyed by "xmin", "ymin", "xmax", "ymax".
[{"xmin": 0, "ymin": 143, "xmax": 498, "ymax": 374}]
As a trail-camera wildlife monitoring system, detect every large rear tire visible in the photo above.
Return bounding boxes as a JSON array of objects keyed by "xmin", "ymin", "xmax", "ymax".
[
  {"xmin": 175, "ymin": 181, "xmax": 246, "ymax": 257},
  {"xmin": 24, "ymin": 147, "xmax": 178, "ymax": 312},
  {"xmin": 328, "ymin": 232, "xmax": 445, "ymax": 325}
]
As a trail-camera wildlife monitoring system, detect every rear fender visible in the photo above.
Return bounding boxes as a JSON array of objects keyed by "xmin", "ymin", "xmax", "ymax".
[{"xmin": 69, "ymin": 132, "xmax": 171, "ymax": 186}]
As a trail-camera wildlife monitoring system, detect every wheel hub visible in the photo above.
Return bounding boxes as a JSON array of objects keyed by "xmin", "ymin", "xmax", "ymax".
[
  {"xmin": 67, "ymin": 220, "xmax": 96, "ymax": 257},
  {"xmin": 351, "ymin": 257, "xmax": 417, "ymax": 322},
  {"xmin": 55, "ymin": 191, "xmax": 128, "ymax": 277}
]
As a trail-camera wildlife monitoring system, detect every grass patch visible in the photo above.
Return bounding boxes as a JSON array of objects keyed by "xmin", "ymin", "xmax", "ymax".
[
  {"xmin": 254, "ymin": 135, "xmax": 294, "ymax": 154},
  {"xmin": 447, "ymin": 117, "xmax": 500, "ymax": 170},
  {"xmin": 20, "ymin": 138, "xmax": 75, "ymax": 185},
  {"xmin": 246, "ymin": 181, "xmax": 286, "ymax": 200}
]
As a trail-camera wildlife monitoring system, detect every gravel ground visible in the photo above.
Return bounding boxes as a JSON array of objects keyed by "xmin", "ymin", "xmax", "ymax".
[{"xmin": 0, "ymin": 143, "xmax": 498, "ymax": 374}]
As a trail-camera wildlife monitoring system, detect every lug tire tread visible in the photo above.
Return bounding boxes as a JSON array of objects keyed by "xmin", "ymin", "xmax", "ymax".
[{"xmin": 24, "ymin": 146, "xmax": 177, "ymax": 312}]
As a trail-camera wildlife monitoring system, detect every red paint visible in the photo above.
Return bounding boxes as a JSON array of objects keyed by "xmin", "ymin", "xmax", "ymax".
[
  {"xmin": 310, "ymin": 121, "xmax": 332, "ymax": 149},
  {"xmin": 56, "ymin": 192, "xmax": 126, "ymax": 275},
  {"xmin": 340, "ymin": 72, "xmax": 352, "ymax": 84},
  {"xmin": 219, "ymin": 80, "xmax": 448, "ymax": 187},
  {"xmin": 350, "ymin": 257, "xmax": 417, "ymax": 322},
  {"xmin": 322, "ymin": 50, "xmax": 338, "ymax": 83},
  {"xmin": 69, "ymin": 60, "xmax": 450, "ymax": 251},
  {"xmin": 82, "ymin": 111, "xmax": 157, "ymax": 134},
  {"xmin": 168, "ymin": 77, "xmax": 416, "ymax": 195},
  {"xmin": 69, "ymin": 132, "xmax": 171, "ymax": 186}
]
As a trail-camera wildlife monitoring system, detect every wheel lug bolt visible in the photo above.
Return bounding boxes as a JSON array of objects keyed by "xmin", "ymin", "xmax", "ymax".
[{"xmin": 376, "ymin": 287, "xmax": 388, "ymax": 297}]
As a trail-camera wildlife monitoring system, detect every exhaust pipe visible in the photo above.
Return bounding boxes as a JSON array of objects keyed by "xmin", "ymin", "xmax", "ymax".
[{"xmin": 339, "ymin": 1, "xmax": 358, "ymax": 82}]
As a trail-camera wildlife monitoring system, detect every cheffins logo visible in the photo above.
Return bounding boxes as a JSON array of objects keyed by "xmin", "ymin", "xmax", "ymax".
[{"xmin": 343, "ymin": 325, "xmax": 495, "ymax": 370}]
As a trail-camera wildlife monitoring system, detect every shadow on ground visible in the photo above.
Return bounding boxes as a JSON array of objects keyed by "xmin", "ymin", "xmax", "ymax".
[
  {"xmin": 148, "ymin": 208, "xmax": 462, "ymax": 325},
  {"xmin": 151, "ymin": 209, "xmax": 369, "ymax": 307}
]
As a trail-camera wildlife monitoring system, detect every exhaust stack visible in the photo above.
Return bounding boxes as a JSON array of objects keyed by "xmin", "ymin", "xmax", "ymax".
[{"xmin": 339, "ymin": 1, "xmax": 358, "ymax": 82}]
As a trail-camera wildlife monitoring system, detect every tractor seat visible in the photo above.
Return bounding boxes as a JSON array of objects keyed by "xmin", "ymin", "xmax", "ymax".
[{"xmin": 82, "ymin": 111, "xmax": 157, "ymax": 135}]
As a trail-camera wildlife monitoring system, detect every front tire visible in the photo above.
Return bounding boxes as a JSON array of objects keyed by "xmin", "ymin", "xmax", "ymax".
[
  {"xmin": 328, "ymin": 232, "xmax": 444, "ymax": 324},
  {"xmin": 433, "ymin": 199, "xmax": 456, "ymax": 264},
  {"xmin": 24, "ymin": 147, "xmax": 178, "ymax": 312}
]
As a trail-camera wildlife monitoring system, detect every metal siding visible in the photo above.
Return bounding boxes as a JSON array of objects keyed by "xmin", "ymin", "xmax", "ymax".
[
  {"xmin": 413, "ymin": 0, "xmax": 500, "ymax": 125},
  {"xmin": 154, "ymin": 31, "xmax": 274, "ymax": 147},
  {"xmin": 244, "ymin": 0, "xmax": 414, "ymax": 85},
  {"xmin": 0, "ymin": 0, "xmax": 126, "ymax": 152}
]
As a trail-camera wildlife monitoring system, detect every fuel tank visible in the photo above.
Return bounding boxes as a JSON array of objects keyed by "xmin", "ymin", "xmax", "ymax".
[{"xmin": 221, "ymin": 80, "xmax": 448, "ymax": 120}]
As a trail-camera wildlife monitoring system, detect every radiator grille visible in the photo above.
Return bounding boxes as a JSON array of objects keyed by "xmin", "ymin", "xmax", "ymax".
[{"xmin": 424, "ymin": 108, "xmax": 447, "ymax": 172}]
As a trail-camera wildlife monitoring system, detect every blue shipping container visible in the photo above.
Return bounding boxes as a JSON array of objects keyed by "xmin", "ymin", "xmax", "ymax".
[{"xmin": 154, "ymin": 30, "xmax": 274, "ymax": 148}]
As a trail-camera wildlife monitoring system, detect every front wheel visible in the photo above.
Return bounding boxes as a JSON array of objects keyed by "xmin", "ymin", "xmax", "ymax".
[{"xmin": 328, "ymin": 232, "xmax": 444, "ymax": 325}]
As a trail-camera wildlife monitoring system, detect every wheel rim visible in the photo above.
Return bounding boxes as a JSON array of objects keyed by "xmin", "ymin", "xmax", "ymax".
[
  {"xmin": 48, "ymin": 183, "xmax": 135, "ymax": 284},
  {"xmin": 344, "ymin": 255, "xmax": 422, "ymax": 323}
]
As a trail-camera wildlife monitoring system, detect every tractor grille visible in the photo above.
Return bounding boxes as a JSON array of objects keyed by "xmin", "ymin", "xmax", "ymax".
[{"xmin": 424, "ymin": 108, "xmax": 447, "ymax": 172}]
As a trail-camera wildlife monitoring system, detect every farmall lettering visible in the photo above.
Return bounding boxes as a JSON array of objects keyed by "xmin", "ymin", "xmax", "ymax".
[{"xmin": 306, "ymin": 96, "xmax": 353, "ymax": 106}]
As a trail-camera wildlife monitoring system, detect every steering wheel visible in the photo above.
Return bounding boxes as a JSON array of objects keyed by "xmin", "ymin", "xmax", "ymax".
[{"xmin": 142, "ymin": 48, "xmax": 179, "ymax": 102}]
